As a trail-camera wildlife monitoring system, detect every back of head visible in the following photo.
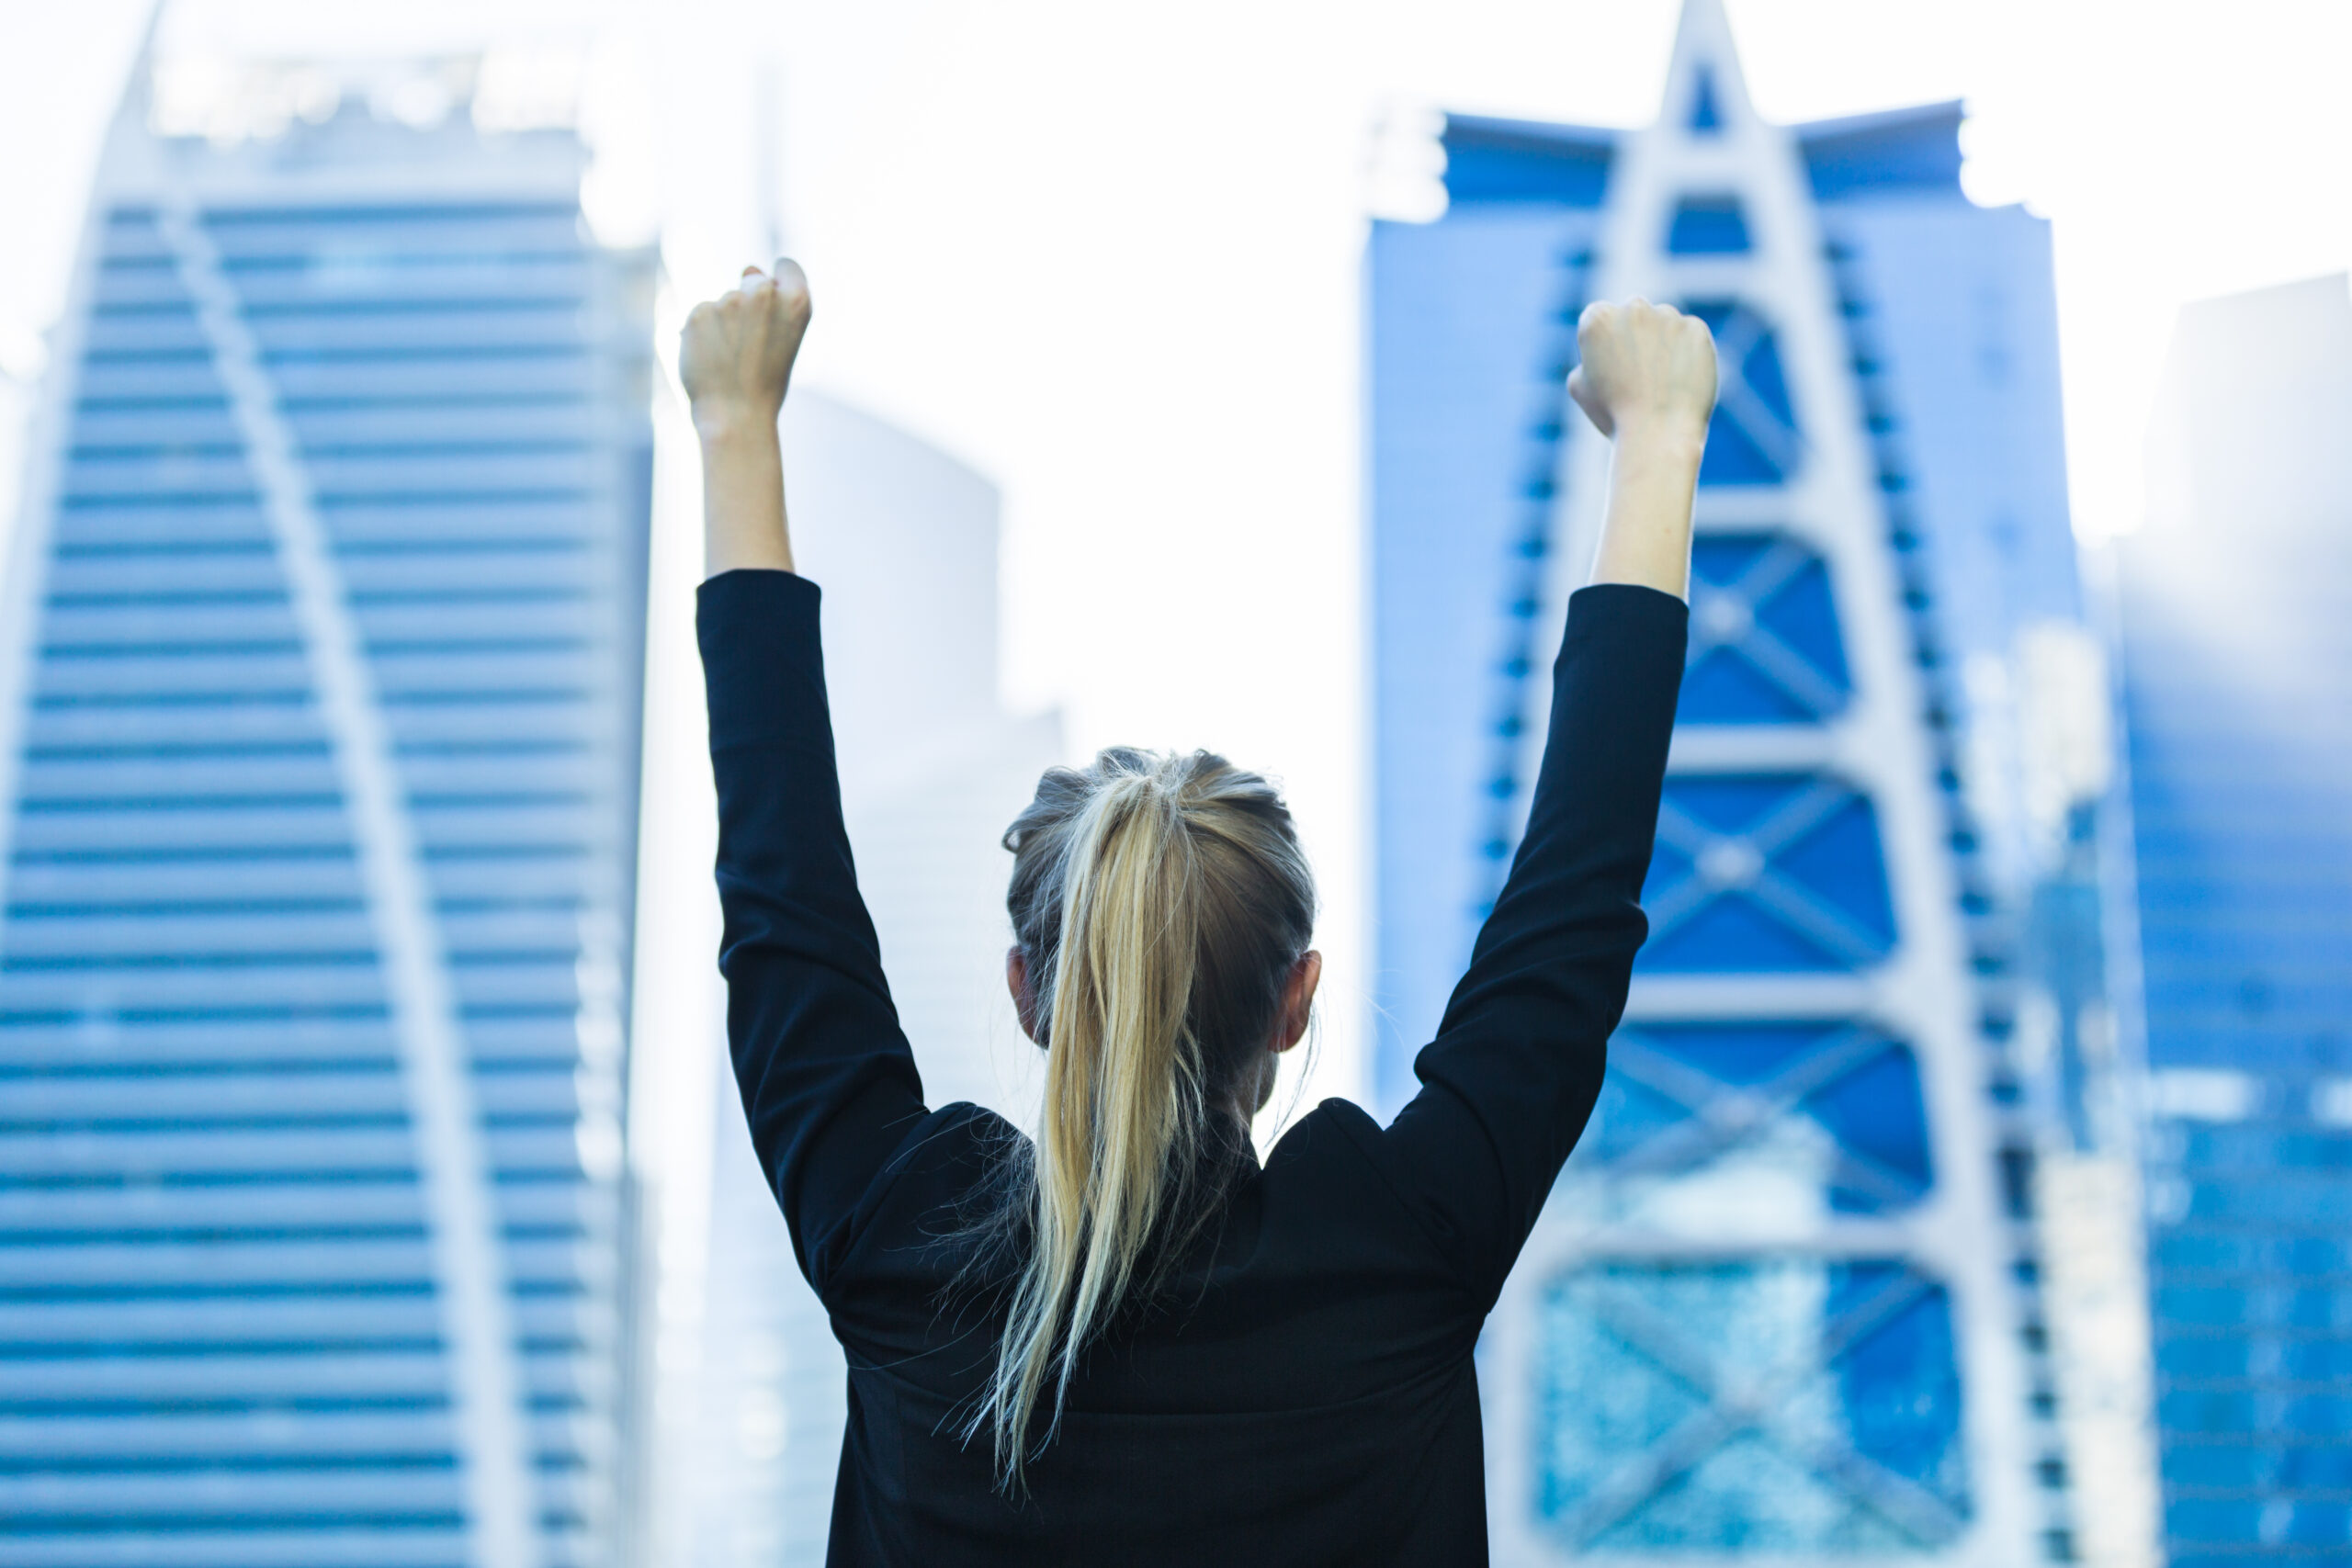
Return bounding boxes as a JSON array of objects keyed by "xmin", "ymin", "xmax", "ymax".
[{"xmin": 978, "ymin": 746, "xmax": 1315, "ymax": 1486}]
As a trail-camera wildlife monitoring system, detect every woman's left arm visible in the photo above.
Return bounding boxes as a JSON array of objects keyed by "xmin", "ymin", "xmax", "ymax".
[{"xmin": 687, "ymin": 265, "xmax": 931, "ymax": 1294}]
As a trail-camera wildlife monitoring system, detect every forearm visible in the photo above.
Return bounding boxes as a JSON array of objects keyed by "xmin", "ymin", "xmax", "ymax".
[
  {"xmin": 700, "ymin": 414, "xmax": 795, "ymax": 578},
  {"xmin": 1587, "ymin": 421, "xmax": 1703, "ymax": 601}
]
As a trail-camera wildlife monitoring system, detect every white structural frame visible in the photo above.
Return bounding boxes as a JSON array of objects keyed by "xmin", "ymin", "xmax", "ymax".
[
  {"xmin": 153, "ymin": 197, "xmax": 541, "ymax": 1568},
  {"xmin": 1485, "ymin": 2, "xmax": 2038, "ymax": 1562}
]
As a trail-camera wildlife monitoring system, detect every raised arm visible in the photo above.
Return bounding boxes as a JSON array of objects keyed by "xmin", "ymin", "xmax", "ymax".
[
  {"xmin": 686, "ymin": 264, "xmax": 930, "ymax": 1294},
  {"xmin": 1375, "ymin": 299, "xmax": 1713, "ymax": 1300}
]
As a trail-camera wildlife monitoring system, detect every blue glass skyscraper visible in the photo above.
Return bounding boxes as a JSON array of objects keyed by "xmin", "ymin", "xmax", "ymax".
[
  {"xmin": 1366, "ymin": 2, "xmax": 2098, "ymax": 1561},
  {"xmin": 2118, "ymin": 273, "xmax": 2352, "ymax": 1565},
  {"xmin": 0, "ymin": 62, "xmax": 652, "ymax": 1565}
]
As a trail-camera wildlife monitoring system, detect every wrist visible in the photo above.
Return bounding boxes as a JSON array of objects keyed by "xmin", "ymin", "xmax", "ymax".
[
  {"xmin": 1611, "ymin": 412, "xmax": 1709, "ymax": 471},
  {"xmin": 693, "ymin": 400, "xmax": 781, "ymax": 448}
]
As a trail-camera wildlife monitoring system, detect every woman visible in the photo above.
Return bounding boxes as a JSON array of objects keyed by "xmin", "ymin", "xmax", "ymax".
[{"xmin": 682, "ymin": 260, "xmax": 1714, "ymax": 1564}]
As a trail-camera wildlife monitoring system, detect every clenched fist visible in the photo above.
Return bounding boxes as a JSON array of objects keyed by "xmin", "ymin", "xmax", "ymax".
[
  {"xmin": 1566, "ymin": 299, "xmax": 1718, "ymax": 446},
  {"xmin": 681, "ymin": 260, "xmax": 812, "ymax": 438}
]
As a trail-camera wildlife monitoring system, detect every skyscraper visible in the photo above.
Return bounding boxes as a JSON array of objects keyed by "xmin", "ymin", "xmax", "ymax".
[
  {"xmin": 0, "ymin": 60, "xmax": 653, "ymax": 1565},
  {"xmin": 2118, "ymin": 273, "xmax": 2352, "ymax": 1565},
  {"xmin": 1366, "ymin": 3, "xmax": 2099, "ymax": 1560}
]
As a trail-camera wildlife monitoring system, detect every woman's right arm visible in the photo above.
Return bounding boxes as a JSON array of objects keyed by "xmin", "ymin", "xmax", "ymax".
[
  {"xmin": 686, "ymin": 265, "xmax": 932, "ymax": 1294},
  {"xmin": 1374, "ymin": 300, "xmax": 1715, "ymax": 1302}
]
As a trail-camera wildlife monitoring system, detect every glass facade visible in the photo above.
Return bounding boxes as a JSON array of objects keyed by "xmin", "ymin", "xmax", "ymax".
[
  {"xmin": 2118, "ymin": 274, "xmax": 2352, "ymax": 1566},
  {"xmin": 1366, "ymin": 3, "xmax": 2083, "ymax": 1561},
  {"xmin": 0, "ymin": 91, "xmax": 652, "ymax": 1562},
  {"xmin": 1536, "ymin": 1260, "xmax": 1967, "ymax": 1552}
]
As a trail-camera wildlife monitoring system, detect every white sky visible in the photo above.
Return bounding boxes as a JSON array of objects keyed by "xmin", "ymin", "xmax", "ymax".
[{"xmin": 4, "ymin": 0, "xmax": 2350, "ymax": 1121}]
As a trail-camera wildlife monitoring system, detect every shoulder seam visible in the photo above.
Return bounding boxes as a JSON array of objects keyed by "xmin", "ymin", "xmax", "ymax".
[{"xmin": 1315, "ymin": 1099, "xmax": 1477, "ymax": 1284}]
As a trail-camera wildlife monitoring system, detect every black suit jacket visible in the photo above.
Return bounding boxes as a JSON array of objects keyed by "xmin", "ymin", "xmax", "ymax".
[{"xmin": 699, "ymin": 570, "xmax": 1686, "ymax": 1565}]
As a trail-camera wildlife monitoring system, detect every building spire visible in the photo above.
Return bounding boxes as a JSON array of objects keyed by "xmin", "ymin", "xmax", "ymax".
[{"xmin": 1659, "ymin": 0, "xmax": 1755, "ymax": 138}]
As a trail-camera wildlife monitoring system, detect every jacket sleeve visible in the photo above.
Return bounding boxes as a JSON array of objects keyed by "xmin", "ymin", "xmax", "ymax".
[
  {"xmin": 1374, "ymin": 582, "xmax": 1685, "ymax": 1303},
  {"xmin": 697, "ymin": 568, "xmax": 930, "ymax": 1295}
]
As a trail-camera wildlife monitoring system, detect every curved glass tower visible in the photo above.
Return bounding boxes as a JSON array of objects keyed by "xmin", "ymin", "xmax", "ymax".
[
  {"xmin": 1367, "ymin": 3, "xmax": 2101, "ymax": 1562},
  {"xmin": 0, "ymin": 62, "xmax": 653, "ymax": 1567}
]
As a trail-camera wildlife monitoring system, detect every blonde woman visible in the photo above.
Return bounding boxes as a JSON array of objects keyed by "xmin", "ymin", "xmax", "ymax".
[{"xmin": 682, "ymin": 260, "xmax": 1715, "ymax": 1563}]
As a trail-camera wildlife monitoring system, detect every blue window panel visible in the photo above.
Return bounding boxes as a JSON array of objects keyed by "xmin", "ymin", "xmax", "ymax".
[
  {"xmin": 1642, "ymin": 775, "xmax": 1897, "ymax": 972},
  {"xmin": 197, "ymin": 202, "xmax": 582, "ymax": 251},
  {"xmin": 79, "ymin": 310, "xmax": 209, "ymax": 355},
  {"xmin": 243, "ymin": 306, "xmax": 591, "ymax": 357},
  {"xmin": 2166, "ymin": 1497, "xmax": 2352, "ymax": 1548},
  {"xmin": 1668, "ymin": 197, "xmax": 1750, "ymax": 254},
  {"xmin": 1688, "ymin": 67, "xmax": 1724, "ymax": 133},
  {"xmin": 1686, "ymin": 303, "xmax": 1795, "ymax": 428},
  {"xmin": 1736, "ymin": 326, "xmax": 1795, "ymax": 426},
  {"xmin": 2165, "ymin": 1498, "xmax": 2259, "ymax": 1544},
  {"xmin": 70, "ymin": 404, "xmax": 239, "ymax": 446},
  {"xmin": 2283, "ymin": 1446, "xmax": 2352, "ymax": 1488},
  {"xmin": 1535, "ymin": 1259, "xmax": 1967, "ymax": 1553},
  {"xmin": 1681, "ymin": 534, "xmax": 1851, "ymax": 724},
  {"xmin": 2162, "ymin": 1443, "xmax": 2270, "ymax": 1489},
  {"xmin": 1696, "ymin": 408, "xmax": 1782, "ymax": 486},
  {"xmin": 2177, "ymin": 1122, "xmax": 2352, "ymax": 1174},
  {"xmin": 239, "ymin": 258, "xmax": 593, "ymax": 309},
  {"xmin": 1683, "ymin": 302, "xmax": 1796, "ymax": 486},
  {"xmin": 2169, "ymin": 1174, "xmax": 2352, "ymax": 1229},
  {"xmin": 72, "ymin": 361, "xmax": 236, "ymax": 401},
  {"xmin": 2159, "ymin": 1387, "xmax": 2259, "ymax": 1435},
  {"xmin": 304, "ymin": 452, "xmax": 595, "ymax": 499},
  {"xmin": 2155, "ymin": 1337, "xmax": 2250, "ymax": 1379},
  {"xmin": 282, "ymin": 402, "xmax": 595, "ymax": 447},
  {"xmin": 1575, "ymin": 1021, "xmax": 1932, "ymax": 1214},
  {"xmin": 0, "ymin": 1466, "xmax": 474, "ymax": 1527},
  {"xmin": 2153, "ymin": 1285, "xmax": 2254, "ymax": 1330},
  {"xmin": 2287, "ymin": 1392, "xmax": 2352, "ymax": 1436},
  {"xmin": 2288, "ymin": 1340, "xmax": 2352, "ymax": 1380},
  {"xmin": 269, "ymin": 356, "xmax": 593, "ymax": 401}
]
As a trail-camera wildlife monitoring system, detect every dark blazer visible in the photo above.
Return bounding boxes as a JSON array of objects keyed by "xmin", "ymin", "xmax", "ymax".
[{"xmin": 699, "ymin": 570, "xmax": 1686, "ymax": 1565}]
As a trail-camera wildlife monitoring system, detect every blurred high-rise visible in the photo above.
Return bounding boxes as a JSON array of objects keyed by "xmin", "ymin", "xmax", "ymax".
[
  {"xmin": 1365, "ymin": 1, "xmax": 2154, "ymax": 1562},
  {"xmin": 2117, "ymin": 273, "xmax": 2352, "ymax": 1565},
  {"xmin": 0, "ymin": 55, "xmax": 654, "ymax": 1565}
]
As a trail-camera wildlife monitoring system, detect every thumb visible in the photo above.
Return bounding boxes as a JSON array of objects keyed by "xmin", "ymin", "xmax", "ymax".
[{"xmin": 1566, "ymin": 367, "xmax": 1611, "ymax": 438}]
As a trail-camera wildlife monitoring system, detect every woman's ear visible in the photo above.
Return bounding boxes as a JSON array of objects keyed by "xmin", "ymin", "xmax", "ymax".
[
  {"xmin": 1272, "ymin": 950, "xmax": 1322, "ymax": 1054},
  {"xmin": 1007, "ymin": 946, "xmax": 1042, "ymax": 1044}
]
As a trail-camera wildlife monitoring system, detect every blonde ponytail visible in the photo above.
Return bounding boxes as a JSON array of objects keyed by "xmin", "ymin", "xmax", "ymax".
[{"xmin": 976, "ymin": 749, "xmax": 1315, "ymax": 1488}]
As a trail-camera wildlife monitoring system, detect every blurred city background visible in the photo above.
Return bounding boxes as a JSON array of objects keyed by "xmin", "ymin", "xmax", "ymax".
[{"xmin": 0, "ymin": 0, "xmax": 2346, "ymax": 1564}]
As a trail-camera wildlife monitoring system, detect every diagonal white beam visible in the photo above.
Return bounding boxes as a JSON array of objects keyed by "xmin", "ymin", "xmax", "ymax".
[
  {"xmin": 1746, "ymin": 870, "xmax": 1892, "ymax": 968},
  {"xmin": 157, "ymin": 202, "xmax": 540, "ymax": 1568},
  {"xmin": 1732, "ymin": 620, "xmax": 1849, "ymax": 718},
  {"xmin": 1724, "ymin": 535, "xmax": 1813, "ymax": 606}
]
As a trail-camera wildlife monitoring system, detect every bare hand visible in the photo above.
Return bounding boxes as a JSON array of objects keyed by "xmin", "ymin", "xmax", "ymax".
[
  {"xmin": 1566, "ymin": 299, "xmax": 1718, "ymax": 446},
  {"xmin": 680, "ymin": 260, "xmax": 811, "ymax": 438}
]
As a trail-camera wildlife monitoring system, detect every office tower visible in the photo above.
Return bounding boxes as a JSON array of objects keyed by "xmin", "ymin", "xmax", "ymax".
[
  {"xmin": 676, "ymin": 392, "xmax": 1061, "ymax": 1567},
  {"xmin": 0, "ymin": 61, "xmax": 654, "ymax": 1565},
  {"xmin": 2118, "ymin": 273, "xmax": 2352, "ymax": 1566},
  {"xmin": 1366, "ymin": 2, "xmax": 2111, "ymax": 1560}
]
